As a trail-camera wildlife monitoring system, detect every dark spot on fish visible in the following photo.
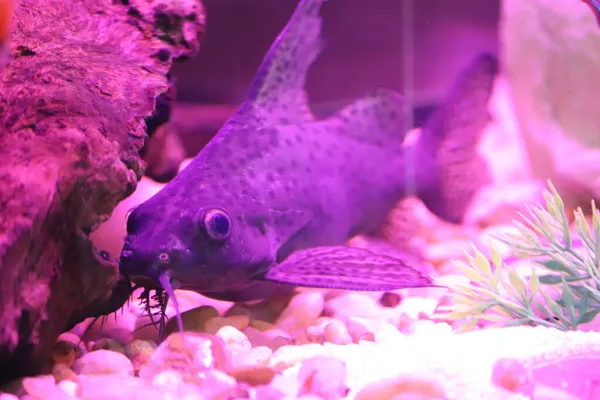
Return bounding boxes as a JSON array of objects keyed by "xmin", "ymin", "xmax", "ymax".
[
  {"xmin": 185, "ymin": 13, "xmax": 197, "ymax": 21},
  {"xmin": 128, "ymin": 7, "xmax": 142, "ymax": 18},
  {"xmin": 268, "ymin": 190, "xmax": 276, "ymax": 199},
  {"xmin": 290, "ymin": 159, "xmax": 298, "ymax": 168},
  {"xmin": 246, "ymin": 169, "xmax": 256, "ymax": 180},
  {"xmin": 284, "ymin": 137, "xmax": 293, "ymax": 146},
  {"xmin": 221, "ymin": 148, "xmax": 233, "ymax": 158},
  {"xmin": 295, "ymin": 134, "xmax": 303, "ymax": 144},
  {"xmin": 280, "ymin": 117, "xmax": 290, "ymax": 124},
  {"xmin": 266, "ymin": 172, "xmax": 275, "ymax": 182}
]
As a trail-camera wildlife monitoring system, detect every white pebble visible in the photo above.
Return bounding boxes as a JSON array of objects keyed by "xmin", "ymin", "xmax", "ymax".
[
  {"xmin": 375, "ymin": 323, "xmax": 405, "ymax": 344},
  {"xmin": 152, "ymin": 370, "xmax": 184, "ymax": 388},
  {"xmin": 58, "ymin": 380, "xmax": 78, "ymax": 397},
  {"xmin": 215, "ymin": 325, "xmax": 252, "ymax": 353},
  {"xmin": 72, "ymin": 349, "xmax": 134, "ymax": 376}
]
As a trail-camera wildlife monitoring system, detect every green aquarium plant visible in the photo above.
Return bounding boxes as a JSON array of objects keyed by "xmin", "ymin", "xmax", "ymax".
[{"xmin": 435, "ymin": 180, "xmax": 600, "ymax": 332}]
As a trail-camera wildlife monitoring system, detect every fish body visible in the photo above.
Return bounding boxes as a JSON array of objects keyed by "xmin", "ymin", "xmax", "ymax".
[{"xmin": 120, "ymin": 0, "xmax": 498, "ymax": 302}]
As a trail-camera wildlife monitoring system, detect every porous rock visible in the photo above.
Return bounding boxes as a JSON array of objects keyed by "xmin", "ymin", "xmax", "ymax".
[
  {"xmin": 501, "ymin": 0, "xmax": 600, "ymax": 207},
  {"xmin": 0, "ymin": 0, "xmax": 205, "ymax": 382}
]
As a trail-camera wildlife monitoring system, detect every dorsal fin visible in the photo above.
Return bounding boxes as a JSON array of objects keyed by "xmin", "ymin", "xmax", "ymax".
[
  {"xmin": 326, "ymin": 88, "xmax": 406, "ymax": 146},
  {"xmin": 244, "ymin": 0, "xmax": 325, "ymax": 125}
]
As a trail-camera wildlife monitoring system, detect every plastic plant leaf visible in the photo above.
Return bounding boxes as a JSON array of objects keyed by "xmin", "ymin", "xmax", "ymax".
[
  {"xmin": 592, "ymin": 200, "xmax": 600, "ymax": 235},
  {"xmin": 547, "ymin": 180, "xmax": 564, "ymax": 210},
  {"xmin": 431, "ymin": 180, "xmax": 600, "ymax": 332},
  {"xmin": 577, "ymin": 291, "xmax": 589, "ymax": 320},
  {"xmin": 560, "ymin": 277, "xmax": 577, "ymax": 328},
  {"xmin": 578, "ymin": 308, "xmax": 600, "ymax": 325},
  {"xmin": 574, "ymin": 208, "xmax": 592, "ymax": 244},
  {"xmin": 494, "ymin": 260, "xmax": 503, "ymax": 287},
  {"xmin": 529, "ymin": 266, "xmax": 539, "ymax": 302},
  {"xmin": 537, "ymin": 260, "xmax": 574, "ymax": 275},
  {"xmin": 479, "ymin": 313, "xmax": 509, "ymax": 322},
  {"xmin": 490, "ymin": 244, "xmax": 503, "ymax": 270},
  {"xmin": 500, "ymin": 278, "xmax": 521, "ymax": 301},
  {"xmin": 455, "ymin": 318, "xmax": 480, "ymax": 333},
  {"xmin": 582, "ymin": 282, "xmax": 600, "ymax": 298},
  {"xmin": 507, "ymin": 269, "xmax": 527, "ymax": 303},
  {"xmin": 541, "ymin": 290, "xmax": 571, "ymax": 328},
  {"xmin": 503, "ymin": 317, "xmax": 533, "ymax": 328},
  {"xmin": 472, "ymin": 244, "xmax": 492, "ymax": 279},
  {"xmin": 454, "ymin": 261, "xmax": 484, "ymax": 284},
  {"xmin": 538, "ymin": 275, "xmax": 587, "ymax": 285}
]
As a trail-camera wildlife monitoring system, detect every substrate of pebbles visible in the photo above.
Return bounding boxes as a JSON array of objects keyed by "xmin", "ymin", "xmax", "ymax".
[{"xmin": 8, "ymin": 290, "xmax": 600, "ymax": 400}]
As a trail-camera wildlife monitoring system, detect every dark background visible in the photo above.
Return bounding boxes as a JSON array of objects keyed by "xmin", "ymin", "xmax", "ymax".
[
  {"xmin": 168, "ymin": 0, "xmax": 500, "ymax": 153},
  {"xmin": 173, "ymin": 0, "xmax": 499, "ymax": 114}
]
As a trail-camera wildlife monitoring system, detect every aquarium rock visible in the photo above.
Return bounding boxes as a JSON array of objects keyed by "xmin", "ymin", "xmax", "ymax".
[
  {"xmin": 0, "ymin": 0, "xmax": 205, "ymax": 382},
  {"xmin": 501, "ymin": 0, "xmax": 600, "ymax": 207}
]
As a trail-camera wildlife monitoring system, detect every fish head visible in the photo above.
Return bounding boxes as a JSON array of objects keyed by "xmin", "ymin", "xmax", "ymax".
[{"xmin": 120, "ymin": 195, "xmax": 274, "ymax": 295}]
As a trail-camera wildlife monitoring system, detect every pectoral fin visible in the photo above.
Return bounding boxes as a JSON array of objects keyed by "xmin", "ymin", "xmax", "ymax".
[{"xmin": 263, "ymin": 245, "xmax": 437, "ymax": 291}]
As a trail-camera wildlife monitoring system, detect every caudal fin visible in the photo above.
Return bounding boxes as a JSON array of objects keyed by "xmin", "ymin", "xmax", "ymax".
[{"xmin": 415, "ymin": 53, "xmax": 499, "ymax": 224}]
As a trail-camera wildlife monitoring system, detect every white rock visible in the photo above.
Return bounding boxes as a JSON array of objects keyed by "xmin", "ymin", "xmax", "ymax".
[
  {"xmin": 501, "ymin": 0, "xmax": 600, "ymax": 207},
  {"xmin": 72, "ymin": 349, "xmax": 134, "ymax": 376},
  {"xmin": 58, "ymin": 379, "xmax": 78, "ymax": 397}
]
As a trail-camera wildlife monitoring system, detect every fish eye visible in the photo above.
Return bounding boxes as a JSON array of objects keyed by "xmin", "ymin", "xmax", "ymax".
[{"xmin": 204, "ymin": 208, "xmax": 232, "ymax": 242}]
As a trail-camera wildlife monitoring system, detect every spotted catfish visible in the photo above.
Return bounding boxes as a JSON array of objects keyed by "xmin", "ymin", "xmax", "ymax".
[{"xmin": 119, "ymin": 0, "xmax": 498, "ymax": 310}]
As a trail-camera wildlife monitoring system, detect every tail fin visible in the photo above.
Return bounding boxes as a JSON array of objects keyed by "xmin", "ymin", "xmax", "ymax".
[{"xmin": 414, "ymin": 53, "xmax": 499, "ymax": 224}]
